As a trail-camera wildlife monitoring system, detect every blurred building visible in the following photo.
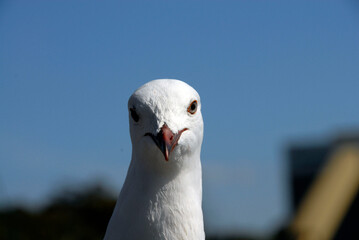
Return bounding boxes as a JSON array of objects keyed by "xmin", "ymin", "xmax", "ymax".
[{"xmin": 289, "ymin": 134, "xmax": 359, "ymax": 240}]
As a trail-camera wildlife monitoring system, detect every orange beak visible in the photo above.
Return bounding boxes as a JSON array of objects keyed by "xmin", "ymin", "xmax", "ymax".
[{"xmin": 145, "ymin": 123, "xmax": 188, "ymax": 161}]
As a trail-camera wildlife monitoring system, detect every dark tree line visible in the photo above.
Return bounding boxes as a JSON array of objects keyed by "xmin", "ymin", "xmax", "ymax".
[
  {"xmin": 1, "ymin": 184, "xmax": 274, "ymax": 240},
  {"xmin": 0, "ymin": 185, "xmax": 115, "ymax": 240}
]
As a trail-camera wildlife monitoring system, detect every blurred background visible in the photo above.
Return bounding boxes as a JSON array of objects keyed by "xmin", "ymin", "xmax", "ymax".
[{"xmin": 1, "ymin": 1, "xmax": 359, "ymax": 239}]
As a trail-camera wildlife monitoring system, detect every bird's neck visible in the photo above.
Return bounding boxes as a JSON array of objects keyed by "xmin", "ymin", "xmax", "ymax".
[
  {"xmin": 128, "ymin": 151, "xmax": 203, "ymax": 205},
  {"xmin": 115, "ymin": 152, "xmax": 204, "ymax": 239}
]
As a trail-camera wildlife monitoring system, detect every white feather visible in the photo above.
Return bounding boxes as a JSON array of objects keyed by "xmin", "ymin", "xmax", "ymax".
[{"xmin": 104, "ymin": 79, "xmax": 205, "ymax": 240}]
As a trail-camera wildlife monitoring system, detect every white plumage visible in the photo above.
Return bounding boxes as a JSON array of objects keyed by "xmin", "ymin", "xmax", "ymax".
[{"xmin": 104, "ymin": 79, "xmax": 205, "ymax": 240}]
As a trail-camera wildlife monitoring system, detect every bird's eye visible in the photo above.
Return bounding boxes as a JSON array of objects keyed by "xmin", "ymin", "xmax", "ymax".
[
  {"xmin": 130, "ymin": 108, "xmax": 140, "ymax": 122},
  {"xmin": 187, "ymin": 100, "xmax": 198, "ymax": 115}
]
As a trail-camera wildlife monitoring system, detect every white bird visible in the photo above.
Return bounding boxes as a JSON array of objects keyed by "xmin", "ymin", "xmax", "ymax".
[{"xmin": 104, "ymin": 79, "xmax": 205, "ymax": 240}]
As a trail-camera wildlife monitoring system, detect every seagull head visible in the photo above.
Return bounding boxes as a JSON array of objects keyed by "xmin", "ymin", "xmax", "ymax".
[{"xmin": 128, "ymin": 79, "xmax": 203, "ymax": 168}]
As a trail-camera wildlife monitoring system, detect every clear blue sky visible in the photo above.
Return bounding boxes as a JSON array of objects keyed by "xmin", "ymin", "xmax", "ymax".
[{"xmin": 1, "ymin": 0, "xmax": 359, "ymax": 236}]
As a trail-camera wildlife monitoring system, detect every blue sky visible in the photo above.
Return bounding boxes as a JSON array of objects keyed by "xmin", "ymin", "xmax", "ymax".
[{"xmin": 1, "ymin": 0, "xmax": 359, "ymax": 236}]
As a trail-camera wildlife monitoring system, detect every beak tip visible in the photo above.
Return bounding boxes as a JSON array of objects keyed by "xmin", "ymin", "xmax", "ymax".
[{"xmin": 164, "ymin": 148, "xmax": 169, "ymax": 161}]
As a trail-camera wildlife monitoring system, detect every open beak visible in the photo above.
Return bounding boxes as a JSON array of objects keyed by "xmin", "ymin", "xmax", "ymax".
[{"xmin": 145, "ymin": 123, "xmax": 188, "ymax": 161}]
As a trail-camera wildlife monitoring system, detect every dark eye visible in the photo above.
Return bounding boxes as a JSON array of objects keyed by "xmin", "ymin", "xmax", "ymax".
[
  {"xmin": 187, "ymin": 100, "xmax": 198, "ymax": 114},
  {"xmin": 130, "ymin": 108, "xmax": 140, "ymax": 122}
]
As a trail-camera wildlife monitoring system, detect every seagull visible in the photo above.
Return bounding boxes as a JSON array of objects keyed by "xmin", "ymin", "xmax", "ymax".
[{"xmin": 104, "ymin": 79, "xmax": 205, "ymax": 240}]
